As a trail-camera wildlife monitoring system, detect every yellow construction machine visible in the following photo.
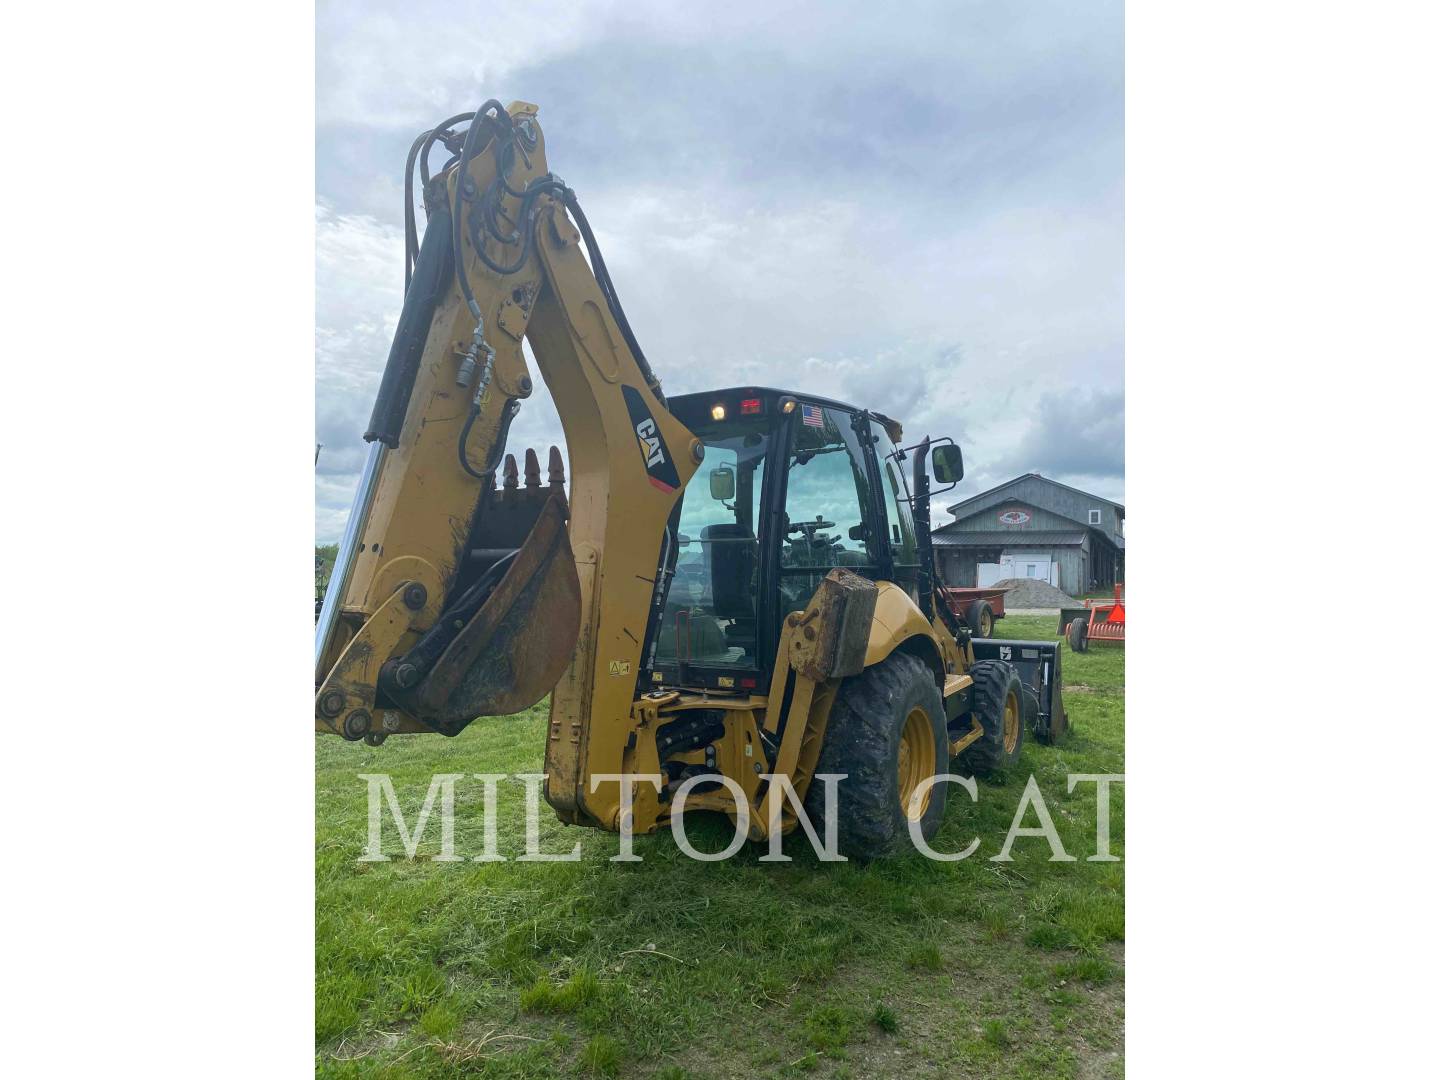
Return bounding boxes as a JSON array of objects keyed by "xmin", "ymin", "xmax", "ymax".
[{"xmin": 315, "ymin": 99, "xmax": 1067, "ymax": 859}]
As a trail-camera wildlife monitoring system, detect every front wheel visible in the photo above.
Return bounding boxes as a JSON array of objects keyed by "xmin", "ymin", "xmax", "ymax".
[
  {"xmin": 804, "ymin": 651, "xmax": 948, "ymax": 861},
  {"xmin": 956, "ymin": 660, "xmax": 1024, "ymax": 775}
]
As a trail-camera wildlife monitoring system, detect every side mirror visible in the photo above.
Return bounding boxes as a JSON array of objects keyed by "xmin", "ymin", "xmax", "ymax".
[
  {"xmin": 932, "ymin": 444, "xmax": 963, "ymax": 484},
  {"xmin": 709, "ymin": 464, "xmax": 736, "ymax": 501}
]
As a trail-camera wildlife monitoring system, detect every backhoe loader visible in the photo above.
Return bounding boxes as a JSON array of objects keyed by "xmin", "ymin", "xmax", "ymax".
[{"xmin": 315, "ymin": 99, "xmax": 1067, "ymax": 859}]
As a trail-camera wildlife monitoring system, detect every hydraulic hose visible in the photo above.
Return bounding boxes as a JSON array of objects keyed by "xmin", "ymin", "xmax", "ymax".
[
  {"xmin": 365, "ymin": 195, "xmax": 454, "ymax": 447},
  {"xmin": 561, "ymin": 191, "xmax": 664, "ymax": 403},
  {"xmin": 402, "ymin": 101, "xmax": 664, "ymax": 481},
  {"xmin": 450, "ymin": 100, "xmax": 509, "ymax": 320},
  {"xmin": 405, "ymin": 111, "xmax": 478, "ymax": 292}
]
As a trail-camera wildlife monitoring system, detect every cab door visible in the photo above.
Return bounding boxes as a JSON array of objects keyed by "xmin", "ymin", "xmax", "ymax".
[
  {"xmin": 774, "ymin": 403, "xmax": 882, "ymax": 620},
  {"xmin": 873, "ymin": 422, "xmax": 922, "ymax": 597}
]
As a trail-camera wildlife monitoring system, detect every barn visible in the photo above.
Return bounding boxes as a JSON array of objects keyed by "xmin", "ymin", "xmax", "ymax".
[{"xmin": 931, "ymin": 473, "xmax": 1124, "ymax": 598}]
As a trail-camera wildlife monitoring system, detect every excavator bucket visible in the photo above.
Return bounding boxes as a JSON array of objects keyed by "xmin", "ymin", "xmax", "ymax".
[
  {"xmin": 316, "ymin": 441, "xmax": 584, "ymax": 740},
  {"xmin": 414, "ymin": 491, "xmax": 579, "ymax": 723},
  {"xmin": 387, "ymin": 449, "xmax": 583, "ymax": 734}
]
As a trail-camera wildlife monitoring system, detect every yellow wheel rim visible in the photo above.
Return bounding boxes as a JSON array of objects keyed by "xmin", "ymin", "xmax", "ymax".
[
  {"xmin": 981, "ymin": 610, "xmax": 993, "ymax": 636},
  {"xmin": 1002, "ymin": 690, "xmax": 1021, "ymax": 755},
  {"xmin": 897, "ymin": 706, "xmax": 937, "ymax": 821}
]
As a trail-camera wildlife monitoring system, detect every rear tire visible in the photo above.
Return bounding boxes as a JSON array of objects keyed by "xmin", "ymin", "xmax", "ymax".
[
  {"xmin": 957, "ymin": 660, "xmax": 1024, "ymax": 775},
  {"xmin": 966, "ymin": 600, "xmax": 995, "ymax": 637},
  {"xmin": 804, "ymin": 651, "xmax": 947, "ymax": 861},
  {"xmin": 1067, "ymin": 618, "xmax": 1089, "ymax": 653}
]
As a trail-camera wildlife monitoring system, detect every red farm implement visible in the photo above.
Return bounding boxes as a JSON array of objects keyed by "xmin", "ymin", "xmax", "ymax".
[
  {"xmin": 942, "ymin": 586, "xmax": 1008, "ymax": 637},
  {"xmin": 1058, "ymin": 584, "xmax": 1125, "ymax": 651}
]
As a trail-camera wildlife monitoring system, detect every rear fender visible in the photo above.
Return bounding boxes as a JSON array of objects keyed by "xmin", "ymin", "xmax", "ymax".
[{"xmin": 863, "ymin": 582, "xmax": 945, "ymax": 686}]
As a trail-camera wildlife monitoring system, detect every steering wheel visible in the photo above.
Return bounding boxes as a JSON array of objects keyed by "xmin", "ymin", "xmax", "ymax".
[{"xmin": 786, "ymin": 516, "xmax": 836, "ymax": 545}]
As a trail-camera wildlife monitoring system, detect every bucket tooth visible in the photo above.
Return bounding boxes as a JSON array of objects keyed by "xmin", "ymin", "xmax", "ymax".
[
  {"xmin": 502, "ymin": 453, "xmax": 519, "ymax": 490},
  {"xmin": 523, "ymin": 447, "xmax": 541, "ymax": 488},
  {"xmin": 547, "ymin": 445, "xmax": 565, "ymax": 488}
]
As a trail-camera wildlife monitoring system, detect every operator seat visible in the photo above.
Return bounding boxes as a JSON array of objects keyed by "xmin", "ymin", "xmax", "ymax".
[{"xmin": 702, "ymin": 523, "xmax": 757, "ymax": 658}]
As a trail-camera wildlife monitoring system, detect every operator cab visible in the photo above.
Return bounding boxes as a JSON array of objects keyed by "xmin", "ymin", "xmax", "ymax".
[{"xmin": 647, "ymin": 387, "xmax": 923, "ymax": 692}]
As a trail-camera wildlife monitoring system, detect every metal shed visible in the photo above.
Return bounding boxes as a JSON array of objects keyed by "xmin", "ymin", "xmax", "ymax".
[{"xmin": 932, "ymin": 474, "xmax": 1124, "ymax": 598}]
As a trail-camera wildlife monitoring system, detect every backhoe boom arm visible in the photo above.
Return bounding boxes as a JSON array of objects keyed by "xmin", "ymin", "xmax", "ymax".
[{"xmin": 315, "ymin": 101, "xmax": 700, "ymax": 825}]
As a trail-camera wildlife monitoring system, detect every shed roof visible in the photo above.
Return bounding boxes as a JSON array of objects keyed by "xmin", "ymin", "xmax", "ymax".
[
  {"xmin": 931, "ymin": 531, "xmax": 1088, "ymax": 548},
  {"xmin": 946, "ymin": 473, "xmax": 1125, "ymax": 517}
]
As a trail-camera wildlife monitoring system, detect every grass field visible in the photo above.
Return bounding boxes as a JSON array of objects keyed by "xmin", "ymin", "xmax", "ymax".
[{"xmin": 316, "ymin": 614, "xmax": 1124, "ymax": 1078}]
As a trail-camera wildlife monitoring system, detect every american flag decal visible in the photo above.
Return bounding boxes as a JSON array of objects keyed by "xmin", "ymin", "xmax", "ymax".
[{"xmin": 800, "ymin": 403, "xmax": 824, "ymax": 427}]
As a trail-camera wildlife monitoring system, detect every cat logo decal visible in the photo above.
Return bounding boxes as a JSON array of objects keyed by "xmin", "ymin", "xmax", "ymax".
[{"xmin": 621, "ymin": 385, "xmax": 681, "ymax": 493}]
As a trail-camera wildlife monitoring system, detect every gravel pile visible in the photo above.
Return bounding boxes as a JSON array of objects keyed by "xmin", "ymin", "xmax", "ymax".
[{"xmin": 992, "ymin": 577, "xmax": 1081, "ymax": 609}]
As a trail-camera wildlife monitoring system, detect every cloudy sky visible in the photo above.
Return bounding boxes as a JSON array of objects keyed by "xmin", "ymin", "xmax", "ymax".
[{"xmin": 316, "ymin": 0, "xmax": 1123, "ymax": 542}]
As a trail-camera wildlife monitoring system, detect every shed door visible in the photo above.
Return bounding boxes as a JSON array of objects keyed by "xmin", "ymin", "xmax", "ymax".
[
  {"xmin": 1012, "ymin": 556, "xmax": 1056, "ymax": 584},
  {"xmin": 977, "ymin": 562, "xmax": 1007, "ymax": 587}
]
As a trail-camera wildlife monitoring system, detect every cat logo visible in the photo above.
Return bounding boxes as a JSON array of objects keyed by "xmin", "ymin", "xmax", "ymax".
[
  {"xmin": 999, "ymin": 646, "xmax": 1012, "ymax": 661},
  {"xmin": 620, "ymin": 384, "xmax": 681, "ymax": 493},
  {"xmin": 608, "ymin": 659, "xmax": 631, "ymax": 677},
  {"xmin": 635, "ymin": 417, "xmax": 665, "ymax": 468}
]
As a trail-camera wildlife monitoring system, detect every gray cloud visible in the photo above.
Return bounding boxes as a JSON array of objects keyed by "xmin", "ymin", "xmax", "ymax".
[
  {"xmin": 942, "ymin": 387, "xmax": 1126, "ymax": 508},
  {"xmin": 997, "ymin": 388, "xmax": 1126, "ymax": 478},
  {"xmin": 316, "ymin": 0, "xmax": 1123, "ymax": 540}
]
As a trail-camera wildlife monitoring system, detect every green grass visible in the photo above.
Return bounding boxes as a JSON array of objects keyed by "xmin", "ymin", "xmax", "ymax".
[
  {"xmin": 581, "ymin": 1034, "xmax": 623, "ymax": 1076},
  {"xmin": 982, "ymin": 1018, "xmax": 1012, "ymax": 1049},
  {"xmin": 316, "ymin": 614, "xmax": 1123, "ymax": 1077},
  {"xmin": 904, "ymin": 942, "xmax": 944, "ymax": 971},
  {"xmin": 870, "ymin": 1003, "xmax": 898, "ymax": 1034},
  {"xmin": 519, "ymin": 970, "xmax": 602, "ymax": 1014}
]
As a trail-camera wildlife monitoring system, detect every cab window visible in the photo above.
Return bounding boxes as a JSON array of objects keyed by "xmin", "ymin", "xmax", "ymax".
[
  {"xmin": 880, "ymin": 435, "xmax": 919, "ymax": 585},
  {"xmin": 778, "ymin": 405, "xmax": 878, "ymax": 615},
  {"xmin": 652, "ymin": 418, "xmax": 768, "ymax": 670}
]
